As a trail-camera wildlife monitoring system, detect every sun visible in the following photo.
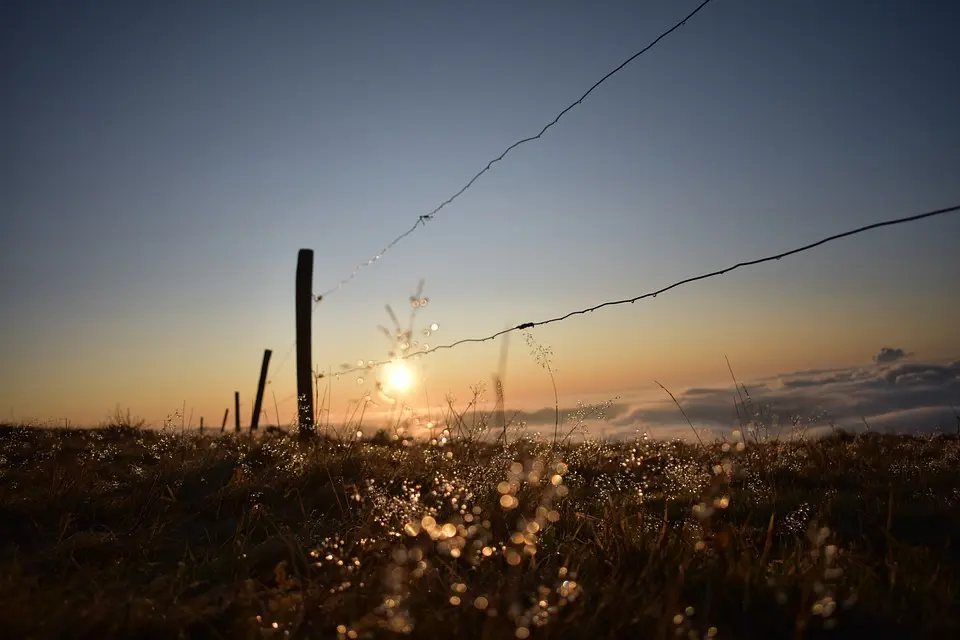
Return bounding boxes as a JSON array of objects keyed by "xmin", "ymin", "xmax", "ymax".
[{"xmin": 384, "ymin": 360, "xmax": 414, "ymax": 393}]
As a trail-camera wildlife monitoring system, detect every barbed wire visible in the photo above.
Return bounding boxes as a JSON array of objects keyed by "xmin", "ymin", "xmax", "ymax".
[
  {"xmin": 267, "ymin": 203, "xmax": 959, "ymax": 409},
  {"xmin": 269, "ymin": 342, "xmax": 297, "ymax": 384},
  {"xmin": 313, "ymin": 0, "xmax": 718, "ymax": 302},
  {"xmin": 321, "ymin": 203, "xmax": 959, "ymax": 378},
  {"xmin": 266, "ymin": 0, "xmax": 719, "ymax": 385}
]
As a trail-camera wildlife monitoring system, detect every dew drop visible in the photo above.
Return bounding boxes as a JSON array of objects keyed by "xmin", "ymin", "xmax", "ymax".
[
  {"xmin": 420, "ymin": 298, "xmax": 429, "ymax": 307},
  {"xmin": 423, "ymin": 329, "xmax": 431, "ymax": 336},
  {"xmin": 430, "ymin": 323, "xmax": 439, "ymax": 331},
  {"xmin": 357, "ymin": 360, "xmax": 364, "ymax": 367},
  {"xmin": 357, "ymin": 377, "xmax": 364, "ymax": 385}
]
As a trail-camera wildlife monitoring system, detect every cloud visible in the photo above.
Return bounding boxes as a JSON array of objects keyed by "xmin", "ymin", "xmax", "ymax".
[
  {"xmin": 509, "ymin": 351, "xmax": 960, "ymax": 440},
  {"xmin": 874, "ymin": 347, "xmax": 913, "ymax": 365},
  {"xmin": 882, "ymin": 362, "xmax": 959, "ymax": 386}
]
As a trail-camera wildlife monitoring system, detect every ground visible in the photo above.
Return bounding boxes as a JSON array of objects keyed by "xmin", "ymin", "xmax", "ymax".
[{"xmin": 1, "ymin": 423, "xmax": 958, "ymax": 639}]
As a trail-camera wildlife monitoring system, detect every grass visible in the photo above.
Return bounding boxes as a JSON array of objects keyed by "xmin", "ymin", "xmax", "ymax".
[{"xmin": 1, "ymin": 418, "xmax": 958, "ymax": 639}]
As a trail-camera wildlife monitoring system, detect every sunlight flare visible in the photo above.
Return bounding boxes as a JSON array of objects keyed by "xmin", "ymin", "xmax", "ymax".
[{"xmin": 383, "ymin": 359, "xmax": 414, "ymax": 393}]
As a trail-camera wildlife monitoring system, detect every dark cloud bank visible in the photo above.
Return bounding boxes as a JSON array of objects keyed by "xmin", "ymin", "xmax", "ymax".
[{"xmin": 511, "ymin": 348, "xmax": 960, "ymax": 440}]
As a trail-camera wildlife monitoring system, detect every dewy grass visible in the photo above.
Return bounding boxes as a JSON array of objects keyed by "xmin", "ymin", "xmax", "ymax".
[
  {"xmin": 522, "ymin": 330, "xmax": 561, "ymax": 447},
  {"xmin": 1, "ymin": 418, "xmax": 958, "ymax": 639}
]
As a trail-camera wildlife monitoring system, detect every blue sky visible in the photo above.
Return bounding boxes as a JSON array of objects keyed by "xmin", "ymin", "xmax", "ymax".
[{"xmin": 2, "ymin": 0, "xmax": 958, "ymax": 428}]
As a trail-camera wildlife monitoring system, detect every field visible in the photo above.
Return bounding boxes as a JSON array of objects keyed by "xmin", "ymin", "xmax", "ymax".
[{"xmin": 1, "ymin": 419, "xmax": 958, "ymax": 639}]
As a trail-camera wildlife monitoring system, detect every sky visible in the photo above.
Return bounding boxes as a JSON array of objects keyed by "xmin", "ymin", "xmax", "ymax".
[{"xmin": 2, "ymin": 0, "xmax": 959, "ymax": 435}]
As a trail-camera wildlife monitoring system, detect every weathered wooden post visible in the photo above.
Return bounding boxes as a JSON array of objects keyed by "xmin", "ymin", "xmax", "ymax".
[
  {"xmin": 199, "ymin": 416, "xmax": 204, "ymax": 434},
  {"xmin": 296, "ymin": 249, "xmax": 315, "ymax": 436},
  {"xmin": 221, "ymin": 408, "xmax": 229, "ymax": 433},
  {"xmin": 251, "ymin": 349, "xmax": 273, "ymax": 431},
  {"xmin": 234, "ymin": 391, "xmax": 241, "ymax": 433}
]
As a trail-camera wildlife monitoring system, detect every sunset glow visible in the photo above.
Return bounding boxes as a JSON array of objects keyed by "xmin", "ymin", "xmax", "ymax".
[
  {"xmin": 1, "ymin": 0, "xmax": 957, "ymax": 432},
  {"xmin": 3, "ymin": 3, "xmax": 959, "ymax": 636},
  {"xmin": 383, "ymin": 360, "xmax": 414, "ymax": 394}
]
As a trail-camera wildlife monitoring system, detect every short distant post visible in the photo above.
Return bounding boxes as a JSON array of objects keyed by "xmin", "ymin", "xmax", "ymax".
[
  {"xmin": 296, "ymin": 249, "xmax": 315, "ymax": 436},
  {"xmin": 234, "ymin": 391, "xmax": 241, "ymax": 433},
  {"xmin": 221, "ymin": 408, "xmax": 229, "ymax": 433},
  {"xmin": 199, "ymin": 416, "xmax": 204, "ymax": 434},
  {"xmin": 251, "ymin": 349, "xmax": 272, "ymax": 431}
]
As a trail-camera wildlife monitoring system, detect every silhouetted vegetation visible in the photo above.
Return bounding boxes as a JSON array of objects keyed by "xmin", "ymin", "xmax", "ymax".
[{"xmin": 1, "ymin": 422, "xmax": 957, "ymax": 639}]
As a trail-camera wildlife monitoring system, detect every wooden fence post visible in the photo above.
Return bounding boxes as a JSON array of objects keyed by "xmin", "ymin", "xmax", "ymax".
[
  {"xmin": 221, "ymin": 408, "xmax": 229, "ymax": 433},
  {"xmin": 199, "ymin": 416, "xmax": 204, "ymax": 434},
  {"xmin": 296, "ymin": 249, "xmax": 315, "ymax": 436},
  {"xmin": 251, "ymin": 349, "xmax": 272, "ymax": 431},
  {"xmin": 234, "ymin": 391, "xmax": 241, "ymax": 433}
]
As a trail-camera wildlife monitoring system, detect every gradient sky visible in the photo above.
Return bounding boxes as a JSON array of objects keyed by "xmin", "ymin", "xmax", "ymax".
[{"xmin": 3, "ymin": 0, "xmax": 959, "ymax": 430}]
